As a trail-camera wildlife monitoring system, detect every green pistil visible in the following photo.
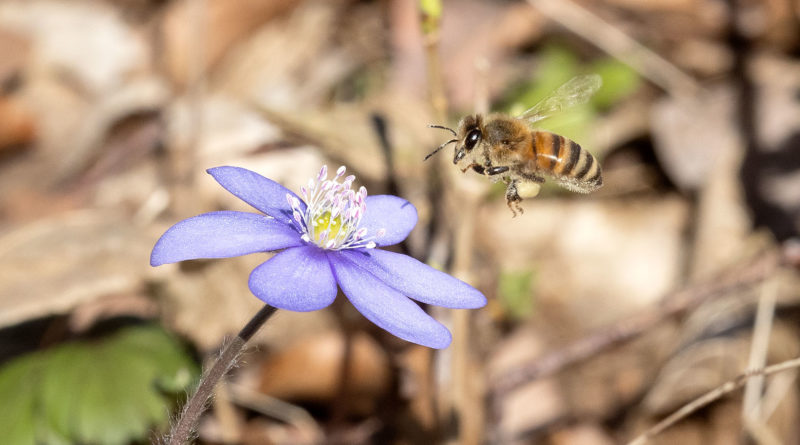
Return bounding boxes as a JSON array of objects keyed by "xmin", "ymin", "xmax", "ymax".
[{"xmin": 312, "ymin": 211, "xmax": 344, "ymax": 243}]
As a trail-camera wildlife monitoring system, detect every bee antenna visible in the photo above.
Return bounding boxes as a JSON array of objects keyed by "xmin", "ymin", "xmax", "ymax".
[
  {"xmin": 428, "ymin": 124, "xmax": 457, "ymax": 137},
  {"xmin": 424, "ymin": 138, "xmax": 457, "ymax": 161}
]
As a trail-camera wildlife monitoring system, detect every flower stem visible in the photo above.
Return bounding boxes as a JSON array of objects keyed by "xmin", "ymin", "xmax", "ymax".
[{"xmin": 166, "ymin": 304, "xmax": 278, "ymax": 445}]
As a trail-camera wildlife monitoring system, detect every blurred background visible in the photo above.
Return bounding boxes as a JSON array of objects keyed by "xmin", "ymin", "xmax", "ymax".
[{"xmin": 0, "ymin": 0, "xmax": 799, "ymax": 444}]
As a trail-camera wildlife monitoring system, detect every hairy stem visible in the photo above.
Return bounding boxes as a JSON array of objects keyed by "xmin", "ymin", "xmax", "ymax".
[{"xmin": 166, "ymin": 304, "xmax": 278, "ymax": 445}]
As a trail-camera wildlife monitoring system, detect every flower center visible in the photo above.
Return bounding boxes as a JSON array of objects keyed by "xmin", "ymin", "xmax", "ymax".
[
  {"xmin": 312, "ymin": 211, "xmax": 342, "ymax": 242},
  {"xmin": 287, "ymin": 165, "xmax": 385, "ymax": 251}
]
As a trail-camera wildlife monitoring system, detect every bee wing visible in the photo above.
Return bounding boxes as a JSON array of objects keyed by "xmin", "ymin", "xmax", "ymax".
[{"xmin": 518, "ymin": 74, "xmax": 602, "ymax": 124}]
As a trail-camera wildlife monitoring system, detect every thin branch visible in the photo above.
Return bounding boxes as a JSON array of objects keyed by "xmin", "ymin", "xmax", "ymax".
[
  {"xmin": 626, "ymin": 356, "xmax": 800, "ymax": 445},
  {"xmin": 490, "ymin": 247, "xmax": 784, "ymax": 398},
  {"xmin": 526, "ymin": 0, "xmax": 702, "ymax": 97},
  {"xmin": 226, "ymin": 383, "xmax": 323, "ymax": 441},
  {"xmin": 742, "ymin": 277, "xmax": 777, "ymax": 421},
  {"xmin": 416, "ymin": 1, "xmax": 450, "ymax": 439}
]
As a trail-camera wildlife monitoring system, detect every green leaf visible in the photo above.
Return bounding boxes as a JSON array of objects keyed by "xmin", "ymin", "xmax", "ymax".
[
  {"xmin": 498, "ymin": 269, "xmax": 536, "ymax": 320},
  {"xmin": 502, "ymin": 44, "xmax": 639, "ymax": 127},
  {"xmin": 505, "ymin": 45, "xmax": 580, "ymax": 114},
  {"xmin": 0, "ymin": 324, "xmax": 198, "ymax": 445},
  {"xmin": 39, "ymin": 344, "xmax": 83, "ymax": 444},
  {"xmin": 588, "ymin": 59, "xmax": 640, "ymax": 109},
  {"xmin": 0, "ymin": 354, "xmax": 39, "ymax": 445}
]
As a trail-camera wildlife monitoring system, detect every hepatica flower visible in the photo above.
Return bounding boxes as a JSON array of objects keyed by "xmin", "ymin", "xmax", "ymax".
[{"xmin": 151, "ymin": 165, "xmax": 486, "ymax": 348}]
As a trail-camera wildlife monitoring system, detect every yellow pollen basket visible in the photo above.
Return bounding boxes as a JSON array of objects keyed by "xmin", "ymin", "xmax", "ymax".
[{"xmin": 312, "ymin": 211, "xmax": 344, "ymax": 242}]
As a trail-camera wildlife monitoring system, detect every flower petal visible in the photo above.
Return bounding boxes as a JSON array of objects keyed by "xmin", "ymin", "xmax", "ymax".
[
  {"xmin": 151, "ymin": 211, "xmax": 302, "ymax": 266},
  {"xmin": 249, "ymin": 245, "xmax": 337, "ymax": 311},
  {"xmin": 207, "ymin": 166, "xmax": 305, "ymax": 224},
  {"xmin": 339, "ymin": 249, "xmax": 486, "ymax": 309},
  {"xmin": 329, "ymin": 253, "xmax": 451, "ymax": 349},
  {"xmin": 359, "ymin": 195, "xmax": 418, "ymax": 246}
]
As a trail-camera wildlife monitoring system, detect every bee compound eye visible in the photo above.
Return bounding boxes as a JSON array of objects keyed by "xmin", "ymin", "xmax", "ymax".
[{"xmin": 465, "ymin": 129, "xmax": 481, "ymax": 150}]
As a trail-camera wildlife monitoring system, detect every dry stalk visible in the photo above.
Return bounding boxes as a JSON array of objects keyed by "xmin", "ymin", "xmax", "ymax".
[
  {"xmin": 490, "ymin": 248, "xmax": 782, "ymax": 398},
  {"xmin": 627, "ymin": 357, "xmax": 800, "ymax": 445}
]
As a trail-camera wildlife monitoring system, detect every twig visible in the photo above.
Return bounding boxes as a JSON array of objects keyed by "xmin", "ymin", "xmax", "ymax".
[
  {"xmin": 164, "ymin": 304, "xmax": 277, "ymax": 445},
  {"xmin": 490, "ymin": 248, "xmax": 782, "ymax": 398},
  {"xmin": 526, "ymin": 0, "xmax": 702, "ymax": 97},
  {"xmin": 742, "ymin": 278, "xmax": 777, "ymax": 422},
  {"xmin": 743, "ymin": 419, "xmax": 783, "ymax": 445},
  {"xmin": 626, "ymin": 356, "xmax": 800, "ymax": 445},
  {"xmin": 451, "ymin": 55, "xmax": 492, "ymax": 445},
  {"xmin": 227, "ymin": 384, "xmax": 324, "ymax": 443},
  {"xmin": 419, "ymin": 0, "xmax": 448, "ymax": 439},
  {"xmin": 420, "ymin": 0, "xmax": 447, "ymax": 123}
]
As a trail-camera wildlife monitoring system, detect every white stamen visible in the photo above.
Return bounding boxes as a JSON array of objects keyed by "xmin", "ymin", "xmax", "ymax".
[{"xmin": 294, "ymin": 165, "xmax": 389, "ymax": 251}]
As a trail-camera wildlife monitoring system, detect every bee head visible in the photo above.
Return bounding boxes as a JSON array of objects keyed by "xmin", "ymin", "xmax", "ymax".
[
  {"xmin": 425, "ymin": 115, "xmax": 483, "ymax": 164},
  {"xmin": 453, "ymin": 115, "xmax": 482, "ymax": 164}
]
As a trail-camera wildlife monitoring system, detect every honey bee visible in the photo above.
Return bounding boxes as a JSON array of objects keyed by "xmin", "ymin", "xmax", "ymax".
[{"xmin": 426, "ymin": 74, "xmax": 603, "ymax": 216}]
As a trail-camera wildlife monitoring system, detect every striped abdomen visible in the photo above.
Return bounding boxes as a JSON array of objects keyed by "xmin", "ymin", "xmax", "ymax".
[{"xmin": 532, "ymin": 131, "xmax": 602, "ymax": 192}]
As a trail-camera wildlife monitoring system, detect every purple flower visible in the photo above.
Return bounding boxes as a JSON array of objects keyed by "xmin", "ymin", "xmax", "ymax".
[{"xmin": 151, "ymin": 165, "xmax": 486, "ymax": 348}]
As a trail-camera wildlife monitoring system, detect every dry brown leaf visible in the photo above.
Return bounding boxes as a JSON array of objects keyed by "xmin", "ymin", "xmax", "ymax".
[
  {"xmin": 161, "ymin": 0, "xmax": 296, "ymax": 87},
  {"xmin": 643, "ymin": 322, "xmax": 800, "ymax": 415},
  {"xmin": 212, "ymin": 0, "xmax": 359, "ymax": 110},
  {"xmin": 549, "ymin": 423, "xmax": 615, "ymax": 445},
  {"xmin": 0, "ymin": 1, "xmax": 165, "ymax": 184},
  {"xmin": 478, "ymin": 197, "xmax": 689, "ymax": 328},
  {"xmin": 257, "ymin": 331, "xmax": 391, "ymax": 416},
  {"xmin": 438, "ymin": 0, "xmax": 545, "ymax": 110},
  {"xmin": 488, "ymin": 326, "xmax": 567, "ymax": 440},
  {"xmin": 650, "ymin": 85, "xmax": 740, "ymax": 192},
  {"xmin": 0, "ymin": 210, "xmax": 154, "ymax": 328},
  {"xmin": 0, "ymin": 27, "xmax": 28, "ymax": 85}
]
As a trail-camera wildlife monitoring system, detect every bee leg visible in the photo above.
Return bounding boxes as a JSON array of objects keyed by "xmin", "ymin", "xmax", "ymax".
[
  {"xmin": 460, "ymin": 162, "xmax": 483, "ymax": 173},
  {"xmin": 505, "ymin": 180, "xmax": 524, "ymax": 217},
  {"xmin": 486, "ymin": 166, "xmax": 510, "ymax": 176}
]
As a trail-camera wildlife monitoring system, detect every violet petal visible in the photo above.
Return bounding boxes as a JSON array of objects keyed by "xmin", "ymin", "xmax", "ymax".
[
  {"xmin": 150, "ymin": 211, "xmax": 302, "ymax": 266},
  {"xmin": 329, "ymin": 253, "xmax": 451, "ymax": 349},
  {"xmin": 249, "ymin": 246, "xmax": 337, "ymax": 311},
  {"xmin": 207, "ymin": 166, "xmax": 305, "ymax": 224},
  {"xmin": 358, "ymin": 195, "xmax": 417, "ymax": 246},
  {"xmin": 339, "ymin": 249, "xmax": 486, "ymax": 309}
]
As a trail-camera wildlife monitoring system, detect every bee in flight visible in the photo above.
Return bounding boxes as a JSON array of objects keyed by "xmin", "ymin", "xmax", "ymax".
[{"xmin": 426, "ymin": 74, "xmax": 603, "ymax": 216}]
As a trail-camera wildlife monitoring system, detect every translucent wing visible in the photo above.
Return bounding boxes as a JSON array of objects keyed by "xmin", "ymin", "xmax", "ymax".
[{"xmin": 518, "ymin": 74, "xmax": 602, "ymax": 124}]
